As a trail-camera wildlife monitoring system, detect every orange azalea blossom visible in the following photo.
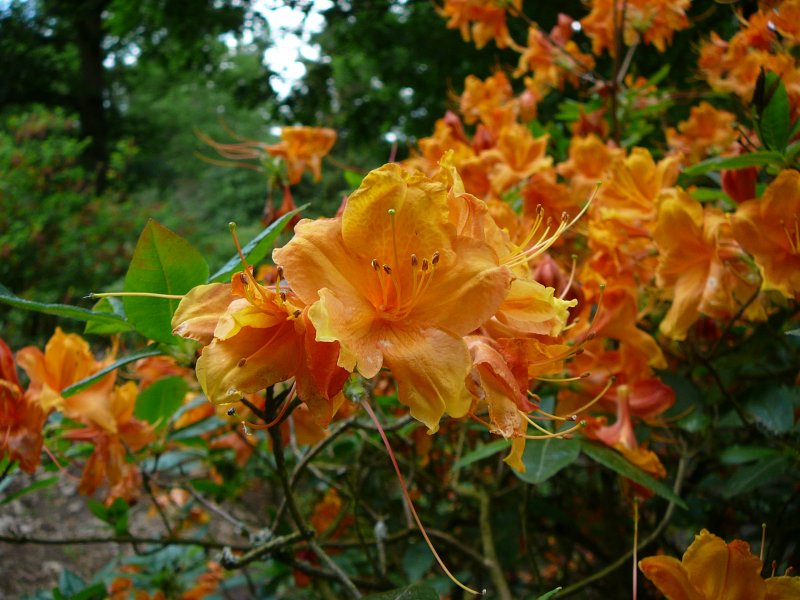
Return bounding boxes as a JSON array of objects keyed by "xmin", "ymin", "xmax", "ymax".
[
  {"xmin": 556, "ymin": 134, "xmax": 623, "ymax": 203},
  {"xmin": 458, "ymin": 72, "xmax": 514, "ymax": 126},
  {"xmin": 16, "ymin": 327, "xmax": 120, "ymax": 433},
  {"xmin": 581, "ymin": 0, "xmax": 691, "ymax": 56},
  {"xmin": 640, "ymin": 529, "xmax": 800, "ymax": 599},
  {"xmin": 63, "ymin": 381, "xmax": 154, "ymax": 500},
  {"xmin": 698, "ymin": 11, "xmax": 800, "ymax": 102},
  {"xmin": 654, "ymin": 188, "xmax": 764, "ymax": 340},
  {"xmin": 265, "ymin": 126, "xmax": 336, "ymax": 185},
  {"xmin": 273, "ymin": 162, "xmax": 513, "ymax": 431},
  {"xmin": 514, "ymin": 22, "xmax": 595, "ymax": 94},
  {"xmin": 666, "ymin": 102, "xmax": 738, "ymax": 165},
  {"xmin": 0, "ymin": 337, "xmax": 45, "ymax": 473},
  {"xmin": 773, "ymin": 0, "xmax": 800, "ymax": 43},
  {"xmin": 731, "ymin": 170, "xmax": 800, "ymax": 298},
  {"xmin": 483, "ymin": 124, "xmax": 552, "ymax": 195},
  {"xmin": 171, "ymin": 269, "xmax": 349, "ymax": 429},
  {"xmin": 439, "ymin": 0, "xmax": 521, "ymax": 50}
]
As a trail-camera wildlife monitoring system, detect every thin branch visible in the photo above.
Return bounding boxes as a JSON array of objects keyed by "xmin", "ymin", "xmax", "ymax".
[
  {"xmin": 0, "ymin": 533, "xmax": 248, "ymax": 551},
  {"xmin": 269, "ymin": 426, "xmax": 362, "ymax": 599},
  {"xmin": 219, "ymin": 531, "xmax": 305, "ymax": 569}
]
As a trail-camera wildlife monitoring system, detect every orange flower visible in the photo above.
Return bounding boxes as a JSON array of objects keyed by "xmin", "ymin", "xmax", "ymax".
[
  {"xmin": 273, "ymin": 163, "xmax": 513, "ymax": 431},
  {"xmin": 16, "ymin": 327, "xmax": 119, "ymax": 433},
  {"xmin": 0, "ymin": 337, "xmax": 45, "ymax": 473},
  {"xmin": 172, "ymin": 271, "xmax": 349, "ymax": 429},
  {"xmin": 640, "ymin": 529, "xmax": 800, "ymax": 599},
  {"xmin": 731, "ymin": 169, "xmax": 800, "ymax": 298},
  {"xmin": 459, "ymin": 72, "xmax": 514, "ymax": 126},
  {"xmin": 666, "ymin": 102, "xmax": 738, "ymax": 165},
  {"xmin": 64, "ymin": 382, "xmax": 154, "ymax": 500},
  {"xmin": 581, "ymin": 0, "xmax": 690, "ymax": 56},
  {"xmin": 266, "ymin": 126, "xmax": 337, "ymax": 185},
  {"xmin": 483, "ymin": 124, "xmax": 552, "ymax": 194},
  {"xmin": 654, "ymin": 188, "xmax": 764, "ymax": 340},
  {"xmin": 556, "ymin": 134, "xmax": 623, "ymax": 202},
  {"xmin": 440, "ymin": 0, "xmax": 521, "ymax": 49}
]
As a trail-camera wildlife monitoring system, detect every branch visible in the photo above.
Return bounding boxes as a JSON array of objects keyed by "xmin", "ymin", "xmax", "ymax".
[{"xmin": 0, "ymin": 533, "xmax": 248, "ymax": 551}]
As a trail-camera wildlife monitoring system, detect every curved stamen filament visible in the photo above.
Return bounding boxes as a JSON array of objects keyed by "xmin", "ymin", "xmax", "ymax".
[
  {"xmin": 560, "ymin": 254, "xmax": 578, "ymax": 300},
  {"xmin": 230, "ymin": 222, "xmax": 271, "ymax": 305},
  {"xmin": 361, "ymin": 400, "xmax": 482, "ymax": 596},
  {"xmin": 89, "ymin": 292, "xmax": 184, "ymax": 300},
  {"xmin": 781, "ymin": 214, "xmax": 799, "ymax": 254},
  {"xmin": 535, "ymin": 371, "xmax": 591, "ymax": 383},
  {"xmin": 522, "ymin": 419, "xmax": 585, "ymax": 440}
]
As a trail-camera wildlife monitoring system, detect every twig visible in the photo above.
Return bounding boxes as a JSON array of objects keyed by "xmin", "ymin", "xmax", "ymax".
[
  {"xmin": 269, "ymin": 426, "xmax": 362, "ymax": 598},
  {"xmin": 219, "ymin": 531, "xmax": 305, "ymax": 569},
  {"xmin": 0, "ymin": 533, "xmax": 248, "ymax": 550},
  {"xmin": 457, "ymin": 485, "xmax": 512, "ymax": 600}
]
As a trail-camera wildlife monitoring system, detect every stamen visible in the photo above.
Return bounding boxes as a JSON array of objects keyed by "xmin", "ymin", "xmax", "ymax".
[
  {"xmin": 760, "ymin": 523, "xmax": 766, "ymax": 563},
  {"xmin": 560, "ymin": 254, "xmax": 578, "ymax": 299},
  {"xmin": 411, "ymin": 254, "xmax": 418, "ymax": 267},
  {"xmin": 237, "ymin": 358, "xmax": 246, "ymax": 367},
  {"xmin": 535, "ymin": 371, "xmax": 591, "ymax": 383},
  {"xmin": 432, "ymin": 251, "xmax": 440, "ymax": 266},
  {"xmin": 372, "ymin": 259, "xmax": 381, "ymax": 271},
  {"xmin": 781, "ymin": 215, "xmax": 800, "ymax": 254},
  {"xmin": 422, "ymin": 258, "xmax": 429, "ymax": 271},
  {"xmin": 388, "ymin": 208, "xmax": 401, "ymax": 272},
  {"xmin": 383, "ymin": 264, "xmax": 392, "ymax": 275},
  {"xmin": 522, "ymin": 419, "xmax": 585, "ymax": 439},
  {"xmin": 89, "ymin": 292, "xmax": 185, "ymax": 300},
  {"xmin": 230, "ymin": 222, "xmax": 270, "ymax": 304}
]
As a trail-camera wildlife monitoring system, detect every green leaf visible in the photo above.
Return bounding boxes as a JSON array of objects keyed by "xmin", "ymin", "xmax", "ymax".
[
  {"xmin": 536, "ymin": 588, "xmax": 563, "ymax": 600},
  {"xmin": 87, "ymin": 498, "xmax": 108, "ymax": 521},
  {"xmin": 208, "ymin": 205, "xmax": 307, "ymax": 283},
  {"xmin": 747, "ymin": 386, "xmax": 797, "ymax": 434},
  {"xmin": 343, "ymin": 170, "xmax": 364, "ymax": 190},
  {"xmin": 682, "ymin": 151, "xmax": 784, "ymax": 177},
  {"xmin": 756, "ymin": 71, "xmax": 791, "ymax": 152},
  {"xmin": 689, "ymin": 188, "xmax": 735, "ymax": 208},
  {"xmin": 84, "ymin": 297, "xmax": 133, "ymax": 335},
  {"xmin": 124, "ymin": 220, "xmax": 209, "ymax": 344},
  {"xmin": 580, "ymin": 441, "xmax": 687, "ymax": 509},
  {"xmin": 403, "ymin": 541, "xmax": 435, "ymax": 582},
  {"xmin": 61, "ymin": 346, "xmax": 163, "ymax": 398},
  {"xmin": 57, "ymin": 569, "xmax": 86, "ymax": 596},
  {"xmin": 1, "ymin": 476, "xmax": 58, "ymax": 505},
  {"xmin": 719, "ymin": 445, "xmax": 781, "ymax": 465},
  {"xmin": 452, "ymin": 439, "xmax": 510, "ymax": 470},
  {"xmin": 515, "ymin": 438, "xmax": 580, "ymax": 485},
  {"xmin": 721, "ymin": 455, "xmax": 788, "ymax": 498},
  {"xmin": 0, "ymin": 283, "xmax": 128, "ymax": 327},
  {"xmin": 786, "ymin": 328, "xmax": 800, "ymax": 337},
  {"xmin": 363, "ymin": 583, "xmax": 440, "ymax": 600},
  {"xmin": 134, "ymin": 375, "xmax": 189, "ymax": 426}
]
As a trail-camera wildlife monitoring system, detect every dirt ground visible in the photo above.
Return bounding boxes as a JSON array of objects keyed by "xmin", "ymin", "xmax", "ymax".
[{"xmin": 0, "ymin": 471, "xmax": 157, "ymax": 598}]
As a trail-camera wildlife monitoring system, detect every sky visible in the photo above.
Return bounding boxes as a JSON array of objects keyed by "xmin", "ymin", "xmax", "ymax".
[{"xmin": 254, "ymin": 0, "xmax": 333, "ymax": 98}]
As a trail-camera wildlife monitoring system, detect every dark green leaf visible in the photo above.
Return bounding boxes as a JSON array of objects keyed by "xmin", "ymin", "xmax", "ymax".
[
  {"xmin": 747, "ymin": 386, "xmax": 797, "ymax": 434},
  {"xmin": 71, "ymin": 583, "xmax": 107, "ymax": 600},
  {"xmin": 363, "ymin": 583, "xmax": 440, "ymax": 600},
  {"xmin": 682, "ymin": 151, "xmax": 784, "ymax": 177},
  {"xmin": 719, "ymin": 445, "xmax": 781, "ymax": 465},
  {"xmin": 515, "ymin": 438, "xmax": 580, "ymax": 485},
  {"xmin": 135, "ymin": 375, "xmax": 189, "ymax": 426},
  {"xmin": 0, "ymin": 476, "xmax": 58, "ymax": 505},
  {"xmin": 580, "ymin": 441, "xmax": 687, "ymax": 508},
  {"xmin": 124, "ymin": 220, "xmax": 209, "ymax": 344},
  {"xmin": 721, "ymin": 455, "xmax": 788, "ymax": 498},
  {"xmin": 536, "ymin": 588, "xmax": 563, "ymax": 600},
  {"xmin": 208, "ymin": 206, "xmax": 307, "ymax": 283},
  {"xmin": 452, "ymin": 439, "xmax": 510, "ymax": 470},
  {"xmin": 403, "ymin": 541, "xmax": 435, "ymax": 582},
  {"xmin": 0, "ymin": 283, "xmax": 128, "ymax": 327},
  {"xmin": 84, "ymin": 297, "xmax": 133, "ymax": 335},
  {"xmin": 756, "ymin": 72, "xmax": 791, "ymax": 152},
  {"xmin": 86, "ymin": 499, "xmax": 108, "ymax": 521},
  {"xmin": 61, "ymin": 346, "xmax": 164, "ymax": 398}
]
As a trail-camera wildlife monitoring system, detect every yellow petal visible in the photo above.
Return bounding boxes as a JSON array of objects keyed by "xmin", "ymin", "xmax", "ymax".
[
  {"xmin": 683, "ymin": 530, "xmax": 766, "ymax": 600},
  {"xmin": 639, "ymin": 556, "xmax": 704, "ymax": 600}
]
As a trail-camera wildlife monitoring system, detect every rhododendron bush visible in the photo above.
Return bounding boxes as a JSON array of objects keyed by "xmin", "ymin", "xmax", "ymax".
[{"xmin": 2, "ymin": 1, "xmax": 800, "ymax": 599}]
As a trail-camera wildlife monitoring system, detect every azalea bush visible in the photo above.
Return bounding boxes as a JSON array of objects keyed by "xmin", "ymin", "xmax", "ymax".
[{"xmin": 2, "ymin": 1, "xmax": 800, "ymax": 599}]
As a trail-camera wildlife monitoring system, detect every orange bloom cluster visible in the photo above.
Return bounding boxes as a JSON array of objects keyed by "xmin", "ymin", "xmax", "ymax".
[
  {"xmin": 666, "ymin": 102, "xmax": 738, "ymax": 166},
  {"xmin": 698, "ymin": 5, "xmax": 800, "ymax": 108},
  {"xmin": 640, "ymin": 529, "xmax": 800, "ymax": 599},
  {"xmin": 174, "ymin": 154, "xmax": 584, "ymax": 470},
  {"xmin": 581, "ymin": 0, "xmax": 691, "ymax": 56},
  {"xmin": 10, "ymin": 328, "xmax": 155, "ymax": 501},
  {"xmin": 439, "ymin": 0, "xmax": 521, "ymax": 49}
]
